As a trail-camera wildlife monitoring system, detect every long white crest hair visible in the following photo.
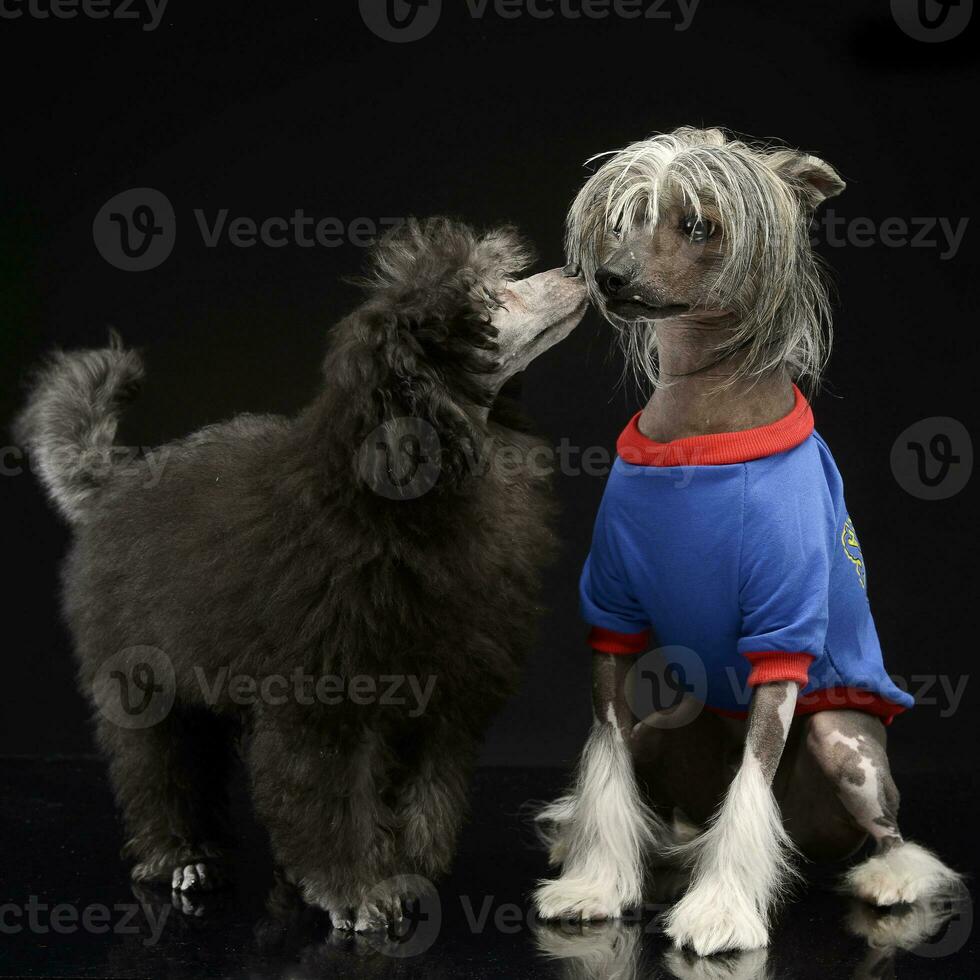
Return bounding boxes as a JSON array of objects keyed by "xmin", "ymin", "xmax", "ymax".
[{"xmin": 566, "ymin": 126, "xmax": 845, "ymax": 395}]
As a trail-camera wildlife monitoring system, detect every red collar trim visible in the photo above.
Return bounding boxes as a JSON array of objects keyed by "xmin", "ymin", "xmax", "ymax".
[{"xmin": 617, "ymin": 385, "xmax": 814, "ymax": 467}]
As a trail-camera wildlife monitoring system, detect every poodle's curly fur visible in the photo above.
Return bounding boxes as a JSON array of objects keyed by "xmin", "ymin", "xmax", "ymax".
[{"xmin": 15, "ymin": 218, "xmax": 557, "ymax": 922}]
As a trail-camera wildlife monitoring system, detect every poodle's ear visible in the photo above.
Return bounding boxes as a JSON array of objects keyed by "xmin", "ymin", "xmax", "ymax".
[
  {"xmin": 334, "ymin": 218, "xmax": 533, "ymax": 498},
  {"xmin": 354, "ymin": 392, "xmax": 476, "ymax": 502},
  {"xmin": 340, "ymin": 320, "xmax": 490, "ymax": 500}
]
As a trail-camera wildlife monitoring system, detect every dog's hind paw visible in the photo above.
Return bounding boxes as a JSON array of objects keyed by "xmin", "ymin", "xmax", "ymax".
[
  {"xmin": 843, "ymin": 841, "xmax": 962, "ymax": 907},
  {"xmin": 665, "ymin": 884, "xmax": 768, "ymax": 956},
  {"xmin": 533, "ymin": 878, "xmax": 624, "ymax": 921}
]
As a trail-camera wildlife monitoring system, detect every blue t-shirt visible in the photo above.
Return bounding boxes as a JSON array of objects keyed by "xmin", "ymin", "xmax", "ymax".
[{"xmin": 581, "ymin": 387, "xmax": 913, "ymax": 723}]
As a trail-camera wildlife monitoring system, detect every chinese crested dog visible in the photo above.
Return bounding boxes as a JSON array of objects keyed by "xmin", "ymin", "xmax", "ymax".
[
  {"xmin": 533, "ymin": 127, "xmax": 962, "ymax": 955},
  {"xmin": 16, "ymin": 218, "xmax": 587, "ymax": 931}
]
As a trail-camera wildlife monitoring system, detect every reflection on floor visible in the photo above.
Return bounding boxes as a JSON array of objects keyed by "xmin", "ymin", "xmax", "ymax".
[{"xmin": 2, "ymin": 761, "xmax": 973, "ymax": 978}]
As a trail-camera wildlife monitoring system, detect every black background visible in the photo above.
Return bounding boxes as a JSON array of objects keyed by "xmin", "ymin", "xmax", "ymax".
[{"xmin": 1, "ymin": 0, "xmax": 976, "ymax": 770}]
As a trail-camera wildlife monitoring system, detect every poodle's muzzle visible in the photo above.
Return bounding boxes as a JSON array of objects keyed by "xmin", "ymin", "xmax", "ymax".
[{"xmin": 489, "ymin": 267, "xmax": 588, "ymax": 390}]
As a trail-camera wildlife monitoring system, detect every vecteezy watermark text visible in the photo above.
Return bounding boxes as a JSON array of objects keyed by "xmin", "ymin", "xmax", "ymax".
[
  {"xmin": 193, "ymin": 667, "xmax": 437, "ymax": 717},
  {"xmin": 93, "ymin": 187, "xmax": 407, "ymax": 270},
  {"xmin": 194, "ymin": 210, "xmax": 406, "ymax": 250},
  {"xmin": 811, "ymin": 211, "xmax": 969, "ymax": 260},
  {"xmin": 358, "ymin": 0, "xmax": 700, "ymax": 43},
  {"xmin": 1, "ymin": 444, "xmax": 171, "ymax": 488},
  {"xmin": 460, "ymin": 0, "xmax": 700, "ymax": 27},
  {"xmin": 0, "ymin": 897, "xmax": 169, "ymax": 946},
  {"xmin": 92, "ymin": 647, "xmax": 440, "ymax": 730},
  {"xmin": 0, "ymin": 0, "xmax": 168, "ymax": 31}
]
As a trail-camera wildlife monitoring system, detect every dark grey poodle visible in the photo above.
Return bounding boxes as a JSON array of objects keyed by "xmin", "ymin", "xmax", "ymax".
[{"xmin": 15, "ymin": 217, "xmax": 587, "ymax": 932}]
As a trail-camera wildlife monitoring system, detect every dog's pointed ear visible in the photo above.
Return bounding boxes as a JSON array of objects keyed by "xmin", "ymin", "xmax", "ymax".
[{"xmin": 768, "ymin": 150, "xmax": 845, "ymax": 209}]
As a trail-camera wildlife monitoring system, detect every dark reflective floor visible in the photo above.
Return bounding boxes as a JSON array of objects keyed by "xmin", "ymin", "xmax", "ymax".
[{"xmin": 1, "ymin": 760, "xmax": 974, "ymax": 979}]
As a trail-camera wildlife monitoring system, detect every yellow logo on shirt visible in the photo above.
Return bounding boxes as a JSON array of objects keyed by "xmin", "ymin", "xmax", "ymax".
[{"xmin": 841, "ymin": 516, "xmax": 867, "ymax": 590}]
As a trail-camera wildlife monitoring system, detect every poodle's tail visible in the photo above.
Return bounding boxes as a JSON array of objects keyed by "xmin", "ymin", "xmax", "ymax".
[{"xmin": 13, "ymin": 332, "xmax": 144, "ymax": 524}]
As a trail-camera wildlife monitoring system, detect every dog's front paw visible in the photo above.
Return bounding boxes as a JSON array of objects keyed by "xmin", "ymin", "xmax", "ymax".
[
  {"xmin": 324, "ymin": 897, "xmax": 405, "ymax": 933},
  {"xmin": 533, "ymin": 877, "xmax": 625, "ymax": 922},
  {"xmin": 170, "ymin": 861, "xmax": 225, "ymax": 893},
  {"xmin": 355, "ymin": 898, "xmax": 405, "ymax": 933},
  {"xmin": 302, "ymin": 877, "xmax": 413, "ymax": 934},
  {"xmin": 665, "ymin": 882, "xmax": 768, "ymax": 956}
]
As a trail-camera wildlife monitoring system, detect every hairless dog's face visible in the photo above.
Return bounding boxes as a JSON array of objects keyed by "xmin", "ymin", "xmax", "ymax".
[
  {"xmin": 565, "ymin": 129, "xmax": 846, "ymax": 389},
  {"xmin": 594, "ymin": 200, "xmax": 728, "ymax": 323},
  {"xmin": 488, "ymin": 267, "xmax": 588, "ymax": 389}
]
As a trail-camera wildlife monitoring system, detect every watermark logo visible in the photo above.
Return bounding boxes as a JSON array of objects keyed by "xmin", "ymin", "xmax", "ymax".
[
  {"xmin": 358, "ymin": 417, "xmax": 443, "ymax": 500},
  {"xmin": 892, "ymin": 0, "xmax": 972, "ymax": 42},
  {"xmin": 911, "ymin": 882, "xmax": 974, "ymax": 958},
  {"xmin": 360, "ymin": 0, "xmax": 442, "ymax": 42},
  {"xmin": 93, "ymin": 188, "xmax": 176, "ymax": 272},
  {"xmin": 891, "ymin": 417, "xmax": 972, "ymax": 500},
  {"xmin": 625, "ymin": 645, "xmax": 707, "ymax": 730},
  {"xmin": 92, "ymin": 646, "xmax": 176, "ymax": 730}
]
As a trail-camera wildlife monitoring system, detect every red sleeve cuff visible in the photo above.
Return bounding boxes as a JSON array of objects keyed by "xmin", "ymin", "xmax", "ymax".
[
  {"xmin": 588, "ymin": 626, "xmax": 651, "ymax": 655},
  {"xmin": 743, "ymin": 651, "xmax": 814, "ymax": 687}
]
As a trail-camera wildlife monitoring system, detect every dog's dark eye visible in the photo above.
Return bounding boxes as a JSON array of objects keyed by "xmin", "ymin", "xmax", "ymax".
[{"xmin": 681, "ymin": 216, "xmax": 716, "ymax": 243}]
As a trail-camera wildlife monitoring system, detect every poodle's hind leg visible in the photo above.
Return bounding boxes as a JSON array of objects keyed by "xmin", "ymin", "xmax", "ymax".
[
  {"xmin": 805, "ymin": 710, "xmax": 962, "ymax": 906},
  {"xmin": 96, "ymin": 707, "xmax": 234, "ymax": 892},
  {"xmin": 246, "ymin": 715, "xmax": 402, "ymax": 933},
  {"xmin": 394, "ymin": 721, "xmax": 477, "ymax": 882}
]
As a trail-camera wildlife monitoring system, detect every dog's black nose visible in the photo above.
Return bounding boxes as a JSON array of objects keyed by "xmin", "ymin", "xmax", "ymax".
[{"xmin": 595, "ymin": 264, "xmax": 632, "ymax": 298}]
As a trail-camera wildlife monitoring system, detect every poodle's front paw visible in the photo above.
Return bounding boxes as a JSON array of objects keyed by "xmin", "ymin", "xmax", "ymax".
[
  {"xmin": 298, "ymin": 878, "xmax": 348, "ymax": 925},
  {"xmin": 354, "ymin": 898, "xmax": 405, "ymax": 933},
  {"xmin": 665, "ymin": 881, "xmax": 768, "ymax": 956},
  {"xmin": 326, "ymin": 897, "xmax": 405, "ymax": 933},
  {"xmin": 533, "ymin": 877, "xmax": 625, "ymax": 922},
  {"xmin": 170, "ymin": 861, "xmax": 225, "ymax": 893},
  {"xmin": 328, "ymin": 908, "xmax": 356, "ymax": 931},
  {"xmin": 302, "ymin": 877, "xmax": 411, "ymax": 933}
]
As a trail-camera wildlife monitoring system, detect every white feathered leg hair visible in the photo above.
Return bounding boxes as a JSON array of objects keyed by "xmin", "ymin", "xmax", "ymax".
[
  {"xmin": 664, "ymin": 682, "xmax": 800, "ymax": 956},
  {"xmin": 663, "ymin": 751, "xmax": 799, "ymax": 955},
  {"xmin": 533, "ymin": 707, "xmax": 669, "ymax": 920}
]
